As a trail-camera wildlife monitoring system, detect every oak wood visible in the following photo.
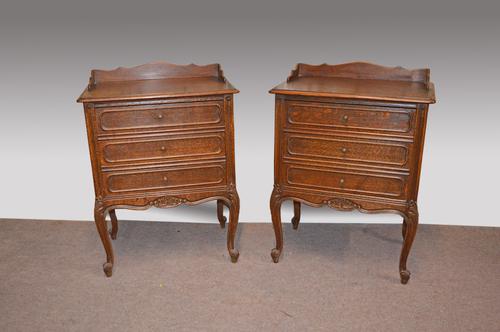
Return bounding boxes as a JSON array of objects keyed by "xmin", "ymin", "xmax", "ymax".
[
  {"xmin": 284, "ymin": 134, "xmax": 411, "ymax": 169},
  {"xmin": 286, "ymin": 62, "xmax": 430, "ymax": 84},
  {"xmin": 95, "ymin": 100, "xmax": 225, "ymax": 134},
  {"xmin": 269, "ymin": 62, "xmax": 436, "ymax": 284},
  {"xmin": 78, "ymin": 62, "xmax": 240, "ymax": 277},
  {"xmin": 217, "ymin": 200, "xmax": 227, "ymax": 228},
  {"xmin": 109, "ymin": 209, "xmax": 118, "ymax": 240},
  {"xmin": 271, "ymin": 77, "xmax": 435, "ymax": 104},
  {"xmin": 91, "ymin": 62, "xmax": 226, "ymax": 84},
  {"xmin": 78, "ymin": 62, "xmax": 238, "ymax": 103},
  {"xmin": 78, "ymin": 77, "xmax": 238, "ymax": 103},
  {"xmin": 285, "ymin": 100, "xmax": 414, "ymax": 134},
  {"xmin": 291, "ymin": 201, "xmax": 301, "ymax": 230},
  {"xmin": 271, "ymin": 62, "xmax": 435, "ymax": 104}
]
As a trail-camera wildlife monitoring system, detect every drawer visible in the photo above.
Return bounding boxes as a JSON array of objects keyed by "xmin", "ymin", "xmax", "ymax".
[
  {"xmin": 284, "ymin": 134, "xmax": 411, "ymax": 168},
  {"xmin": 95, "ymin": 100, "xmax": 224, "ymax": 135},
  {"xmin": 102, "ymin": 163, "xmax": 226, "ymax": 194},
  {"xmin": 284, "ymin": 163, "xmax": 407, "ymax": 199},
  {"xmin": 98, "ymin": 132, "xmax": 225, "ymax": 167},
  {"xmin": 285, "ymin": 100, "xmax": 414, "ymax": 135}
]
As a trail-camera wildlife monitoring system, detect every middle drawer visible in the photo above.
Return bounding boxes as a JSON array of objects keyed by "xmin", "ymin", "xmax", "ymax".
[
  {"xmin": 97, "ymin": 132, "xmax": 226, "ymax": 167},
  {"xmin": 283, "ymin": 133, "xmax": 412, "ymax": 170}
]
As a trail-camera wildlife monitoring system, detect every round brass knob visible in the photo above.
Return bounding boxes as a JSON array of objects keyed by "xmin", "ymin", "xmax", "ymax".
[
  {"xmin": 157, "ymin": 114, "xmax": 164, "ymax": 119},
  {"xmin": 341, "ymin": 147, "xmax": 347, "ymax": 153},
  {"xmin": 342, "ymin": 115, "xmax": 348, "ymax": 122},
  {"xmin": 163, "ymin": 176, "xmax": 168, "ymax": 181},
  {"xmin": 339, "ymin": 178, "xmax": 345, "ymax": 184},
  {"xmin": 160, "ymin": 146, "xmax": 166, "ymax": 151}
]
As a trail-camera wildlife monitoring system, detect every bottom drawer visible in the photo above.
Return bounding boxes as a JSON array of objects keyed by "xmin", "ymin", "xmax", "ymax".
[
  {"xmin": 102, "ymin": 163, "xmax": 226, "ymax": 194},
  {"xmin": 284, "ymin": 163, "xmax": 407, "ymax": 199}
]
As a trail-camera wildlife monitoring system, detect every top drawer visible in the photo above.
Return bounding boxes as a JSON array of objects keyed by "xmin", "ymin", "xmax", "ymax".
[
  {"xmin": 95, "ymin": 100, "xmax": 225, "ymax": 135},
  {"xmin": 285, "ymin": 100, "xmax": 415, "ymax": 136}
]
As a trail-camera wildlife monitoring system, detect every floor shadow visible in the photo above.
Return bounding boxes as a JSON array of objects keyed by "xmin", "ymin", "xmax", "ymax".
[
  {"xmin": 361, "ymin": 225, "xmax": 402, "ymax": 245},
  {"xmin": 282, "ymin": 223, "xmax": 353, "ymax": 259}
]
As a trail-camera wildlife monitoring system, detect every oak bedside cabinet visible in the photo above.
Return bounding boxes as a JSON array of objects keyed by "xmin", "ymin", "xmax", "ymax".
[
  {"xmin": 77, "ymin": 62, "xmax": 240, "ymax": 277},
  {"xmin": 269, "ymin": 62, "xmax": 436, "ymax": 284}
]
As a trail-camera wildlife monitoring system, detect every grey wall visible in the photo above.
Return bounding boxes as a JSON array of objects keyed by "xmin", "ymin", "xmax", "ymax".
[{"xmin": 1, "ymin": 0, "xmax": 499, "ymax": 226}]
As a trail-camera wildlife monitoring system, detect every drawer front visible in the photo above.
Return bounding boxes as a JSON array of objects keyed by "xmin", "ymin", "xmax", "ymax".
[
  {"xmin": 103, "ymin": 163, "xmax": 226, "ymax": 194},
  {"xmin": 285, "ymin": 100, "xmax": 414, "ymax": 135},
  {"xmin": 96, "ymin": 100, "xmax": 224, "ymax": 135},
  {"xmin": 284, "ymin": 163, "xmax": 407, "ymax": 199},
  {"xmin": 98, "ymin": 133, "xmax": 225, "ymax": 167},
  {"xmin": 285, "ymin": 134, "xmax": 410, "ymax": 168}
]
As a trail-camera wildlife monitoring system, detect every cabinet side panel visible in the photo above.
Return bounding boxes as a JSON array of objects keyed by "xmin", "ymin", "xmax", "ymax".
[
  {"xmin": 83, "ymin": 103, "xmax": 101, "ymax": 198},
  {"xmin": 274, "ymin": 96, "xmax": 285, "ymax": 185},
  {"xmin": 412, "ymin": 104, "xmax": 430, "ymax": 200},
  {"xmin": 224, "ymin": 94, "xmax": 236, "ymax": 186}
]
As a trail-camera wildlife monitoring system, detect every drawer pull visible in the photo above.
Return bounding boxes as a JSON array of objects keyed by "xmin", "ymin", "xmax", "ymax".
[
  {"xmin": 162, "ymin": 176, "xmax": 168, "ymax": 182},
  {"xmin": 157, "ymin": 113, "xmax": 164, "ymax": 119},
  {"xmin": 341, "ymin": 147, "xmax": 347, "ymax": 153},
  {"xmin": 339, "ymin": 178, "xmax": 345, "ymax": 186},
  {"xmin": 160, "ymin": 146, "xmax": 166, "ymax": 151},
  {"xmin": 342, "ymin": 115, "xmax": 349, "ymax": 123}
]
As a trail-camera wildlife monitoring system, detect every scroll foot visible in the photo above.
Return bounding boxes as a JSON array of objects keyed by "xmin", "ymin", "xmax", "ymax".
[
  {"xmin": 291, "ymin": 201, "xmax": 301, "ymax": 230},
  {"xmin": 400, "ymin": 270, "xmax": 410, "ymax": 284},
  {"xmin": 103, "ymin": 262, "xmax": 113, "ymax": 277},
  {"xmin": 219, "ymin": 217, "xmax": 227, "ymax": 228},
  {"xmin": 226, "ymin": 187, "xmax": 240, "ymax": 263},
  {"xmin": 229, "ymin": 249, "xmax": 240, "ymax": 263},
  {"xmin": 271, "ymin": 248, "xmax": 281, "ymax": 263},
  {"xmin": 217, "ymin": 200, "xmax": 227, "ymax": 229}
]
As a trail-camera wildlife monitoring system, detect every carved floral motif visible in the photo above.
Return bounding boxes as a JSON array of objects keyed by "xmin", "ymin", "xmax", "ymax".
[
  {"xmin": 323, "ymin": 198, "xmax": 361, "ymax": 211},
  {"xmin": 148, "ymin": 196, "xmax": 187, "ymax": 208},
  {"xmin": 273, "ymin": 184, "xmax": 282, "ymax": 194},
  {"xmin": 270, "ymin": 184, "xmax": 283, "ymax": 201},
  {"xmin": 407, "ymin": 200, "xmax": 418, "ymax": 219}
]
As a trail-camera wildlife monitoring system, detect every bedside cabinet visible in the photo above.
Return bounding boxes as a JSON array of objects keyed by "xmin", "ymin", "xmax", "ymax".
[
  {"xmin": 77, "ymin": 62, "xmax": 240, "ymax": 277},
  {"xmin": 269, "ymin": 62, "xmax": 436, "ymax": 284}
]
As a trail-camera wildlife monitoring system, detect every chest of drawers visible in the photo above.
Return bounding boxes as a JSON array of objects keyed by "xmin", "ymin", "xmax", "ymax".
[
  {"xmin": 77, "ymin": 62, "xmax": 240, "ymax": 277},
  {"xmin": 269, "ymin": 62, "xmax": 436, "ymax": 284}
]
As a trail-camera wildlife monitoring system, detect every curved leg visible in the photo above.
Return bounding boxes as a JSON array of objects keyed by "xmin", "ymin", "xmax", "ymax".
[
  {"xmin": 291, "ymin": 200, "xmax": 301, "ymax": 230},
  {"xmin": 402, "ymin": 217, "xmax": 407, "ymax": 240},
  {"xmin": 109, "ymin": 209, "xmax": 118, "ymax": 240},
  {"xmin": 217, "ymin": 200, "xmax": 227, "ymax": 229},
  {"xmin": 399, "ymin": 201, "xmax": 419, "ymax": 284},
  {"xmin": 226, "ymin": 189, "xmax": 240, "ymax": 263},
  {"xmin": 270, "ymin": 186, "xmax": 284, "ymax": 263},
  {"xmin": 94, "ymin": 201, "xmax": 114, "ymax": 277}
]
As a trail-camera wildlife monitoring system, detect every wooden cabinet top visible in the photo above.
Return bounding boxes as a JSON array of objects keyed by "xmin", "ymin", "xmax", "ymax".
[
  {"xmin": 77, "ymin": 62, "xmax": 239, "ymax": 103},
  {"xmin": 270, "ymin": 62, "xmax": 436, "ymax": 104}
]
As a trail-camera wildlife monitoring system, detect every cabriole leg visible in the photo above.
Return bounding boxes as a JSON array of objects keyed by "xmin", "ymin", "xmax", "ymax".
[
  {"xmin": 217, "ymin": 200, "xmax": 227, "ymax": 228},
  {"xmin": 291, "ymin": 200, "xmax": 301, "ymax": 230},
  {"xmin": 94, "ymin": 201, "xmax": 115, "ymax": 277},
  {"xmin": 270, "ymin": 186, "xmax": 284, "ymax": 263},
  {"xmin": 226, "ymin": 191, "xmax": 240, "ymax": 263},
  {"xmin": 399, "ymin": 201, "xmax": 419, "ymax": 284},
  {"xmin": 109, "ymin": 209, "xmax": 118, "ymax": 240},
  {"xmin": 402, "ymin": 217, "xmax": 407, "ymax": 240}
]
